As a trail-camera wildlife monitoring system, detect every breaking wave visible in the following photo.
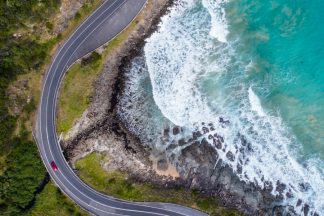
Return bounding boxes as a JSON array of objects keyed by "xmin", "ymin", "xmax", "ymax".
[{"xmin": 119, "ymin": 0, "xmax": 324, "ymax": 214}]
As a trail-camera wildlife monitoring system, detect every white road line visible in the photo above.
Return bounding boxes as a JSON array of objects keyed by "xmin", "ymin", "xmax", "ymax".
[
  {"xmin": 37, "ymin": 0, "xmax": 204, "ymax": 215},
  {"xmin": 39, "ymin": 0, "xmax": 180, "ymax": 215},
  {"xmin": 39, "ymin": 0, "xmax": 114, "ymax": 103},
  {"xmin": 41, "ymin": 0, "xmax": 119, "ymax": 96}
]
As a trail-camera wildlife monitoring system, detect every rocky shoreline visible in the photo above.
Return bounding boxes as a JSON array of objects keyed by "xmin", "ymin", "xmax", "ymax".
[
  {"xmin": 61, "ymin": 1, "xmax": 304, "ymax": 215},
  {"xmin": 64, "ymin": 0, "xmax": 183, "ymax": 193}
]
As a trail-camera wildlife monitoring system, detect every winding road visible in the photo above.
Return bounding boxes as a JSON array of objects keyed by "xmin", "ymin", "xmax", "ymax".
[{"xmin": 34, "ymin": 0, "xmax": 207, "ymax": 215}]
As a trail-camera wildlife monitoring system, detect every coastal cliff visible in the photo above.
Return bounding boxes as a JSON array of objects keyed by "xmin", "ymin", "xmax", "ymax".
[{"xmin": 59, "ymin": 1, "xmax": 307, "ymax": 215}]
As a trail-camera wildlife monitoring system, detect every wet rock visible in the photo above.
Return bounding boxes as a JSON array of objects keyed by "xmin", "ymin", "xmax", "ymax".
[
  {"xmin": 286, "ymin": 191, "xmax": 293, "ymax": 199},
  {"xmin": 272, "ymin": 206, "xmax": 286, "ymax": 216},
  {"xmin": 226, "ymin": 151, "xmax": 235, "ymax": 162},
  {"xmin": 240, "ymin": 134, "xmax": 248, "ymax": 146},
  {"xmin": 157, "ymin": 159, "xmax": 168, "ymax": 171},
  {"xmin": 303, "ymin": 204, "xmax": 310, "ymax": 216},
  {"xmin": 219, "ymin": 135, "xmax": 224, "ymax": 143},
  {"xmin": 276, "ymin": 181, "xmax": 287, "ymax": 194},
  {"xmin": 208, "ymin": 134, "xmax": 213, "ymax": 140},
  {"xmin": 219, "ymin": 117, "xmax": 230, "ymax": 124},
  {"xmin": 178, "ymin": 138, "xmax": 186, "ymax": 146},
  {"xmin": 239, "ymin": 147, "xmax": 245, "ymax": 153},
  {"xmin": 200, "ymin": 138, "xmax": 209, "ymax": 146},
  {"xmin": 247, "ymin": 143, "xmax": 253, "ymax": 152},
  {"xmin": 181, "ymin": 140, "xmax": 218, "ymax": 166},
  {"xmin": 264, "ymin": 181, "xmax": 273, "ymax": 191},
  {"xmin": 192, "ymin": 131, "xmax": 202, "ymax": 140},
  {"xmin": 163, "ymin": 128, "xmax": 170, "ymax": 136},
  {"xmin": 173, "ymin": 126, "xmax": 180, "ymax": 135},
  {"xmin": 214, "ymin": 133, "xmax": 224, "ymax": 143},
  {"xmin": 296, "ymin": 199, "xmax": 302, "ymax": 207},
  {"xmin": 238, "ymin": 159, "xmax": 243, "ymax": 165},
  {"xmin": 166, "ymin": 143, "xmax": 177, "ymax": 151},
  {"xmin": 237, "ymin": 163, "xmax": 243, "ymax": 174},
  {"xmin": 298, "ymin": 182, "xmax": 310, "ymax": 192},
  {"xmin": 213, "ymin": 138, "xmax": 222, "ymax": 149},
  {"xmin": 202, "ymin": 127, "xmax": 209, "ymax": 134}
]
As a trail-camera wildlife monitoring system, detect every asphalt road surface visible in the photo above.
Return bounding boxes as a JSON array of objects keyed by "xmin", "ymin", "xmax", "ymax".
[{"xmin": 35, "ymin": 0, "xmax": 208, "ymax": 215}]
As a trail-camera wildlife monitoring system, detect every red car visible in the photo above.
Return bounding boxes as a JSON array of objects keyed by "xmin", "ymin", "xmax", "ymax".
[{"xmin": 51, "ymin": 161, "xmax": 58, "ymax": 171}]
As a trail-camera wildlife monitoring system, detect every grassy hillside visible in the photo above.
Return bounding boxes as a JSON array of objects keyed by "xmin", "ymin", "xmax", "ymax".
[
  {"xmin": 0, "ymin": 1, "xmax": 60, "ymax": 214},
  {"xmin": 0, "ymin": 0, "xmax": 101, "ymax": 215},
  {"xmin": 75, "ymin": 152, "xmax": 242, "ymax": 216}
]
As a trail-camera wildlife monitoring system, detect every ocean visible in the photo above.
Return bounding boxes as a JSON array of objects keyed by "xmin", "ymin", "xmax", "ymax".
[{"xmin": 117, "ymin": 0, "xmax": 324, "ymax": 214}]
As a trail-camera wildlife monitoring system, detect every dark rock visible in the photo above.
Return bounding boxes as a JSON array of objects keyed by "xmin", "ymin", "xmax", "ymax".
[
  {"xmin": 286, "ymin": 191, "xmax": 293, "ymax": 199},
  {"xmin": 264, "ymin": 181, "xmax": 273, "ymax": 191},
  {"xmin": 237, "ymin": 163, "xmax": 243, "ymax": 174},
  {"xmin": 173, "ymin": 126, "xmax": 180, "ymax": 135},
  {"xmin": 240, "ymin": 135, "xmax": 248, "ymax": 146},
  {"xmin": 202, "ymin": 127, "xmax": 209, "ymax": 134},
  {"xmin": 303, "ymin": 204, "xmax": 310, "ymax": 216},
  {"xmin": 239, "ymin": 159, "xmax": 243, "ymax": 164},
  {"xmin": 166, "ymin": 143, "xmax": 177, "ymax": 151},
  {"xmin": 157, "ymin": 159, "xmax": 168, "ymax": 171},
  {"xmin": 272, "ymin": 206, "xmax": 285, "ymax": 216},
  {"xmin": 226, "ymin": 151, "xmax": 235, "ymax": 162},
  {"xmin": 298, "ymin": 182, "xmax": 310, "ymax": 192},
  {"xmin": 213, "ymin": 133, "xmax": 224, "ymax": 143},
  {"xmin": 247, "ymin": 143, "xmax": 253, "ymax": 151},
  {"xmin": 181, "ymin": 140, "xmax": 218, "ymax": 166},
  {"xmin": 296, "ymin": 199, "xmax": 302, "ymax": 207},
  {"xmin": 276, "ymin": 181, "xmax": 286, "ymax": 194},
  {"xmin": 213, "ymin": 138, "xmax": 222, "ymax": 149},
  {"xmin": 219, "ymin": 135, "xmax": 224, "ymax": 143},
  {"xmin": 208, "ymin": 134, "xmax": 213, "ymax": 140},
  {"xmin": 163, "ymin": 128, "xmax": 170, "ymax": 136},
  {"xmin": 200, "ymin": 138, "xmax": 209, "ymax": 146},
  {"xmin": 178, "ymin": 138, "xmax": 186, "ymax": 146},
  {"xmin": 239, "ymin": 147, "xmax": 244, "ymax": 153},
  {"xmin": 192, "ymin": 131, "xmax": 202, "ymax": 140},
  {"xmin": 219, "ymin": 117, "xmax": 230, "ymax": 124}
]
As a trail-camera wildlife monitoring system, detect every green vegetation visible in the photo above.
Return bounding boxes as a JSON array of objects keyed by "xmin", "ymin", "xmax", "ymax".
[
  {"xmin": 0, "ymin": 133, "xmax": 46, "ymax": 215},
  {"xmin": 60, "ymin": 0, "xmax": 103, "ymax": 40},
  {"xmin": 30, "ymin": 182, "xmax": 86, "ymax": 216},
  {"xmin": 0, "ymin": 0, "xmax": 59, "ymax": 158},
  {"xmin": 0, "ymin": 0, "xmax": 103, "ymax": 215},
  {"xmin": 57, "ymin": 52, "xmax": 103, "ymax": 133},
  {"xmin": 0, "ymin": 1, "xmax": 60, "ymax": 214},
  {"xmin": 57, "ymin": 17, "xmax": 138, "ymax": 134},
  {"xmin": 75, "ymin": 152, "xmax": 242, "ymax": 216}
]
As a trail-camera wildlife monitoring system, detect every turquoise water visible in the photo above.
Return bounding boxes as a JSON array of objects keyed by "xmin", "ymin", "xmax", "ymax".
[
  {"xmin": 226, "ymin": 0, "xmax": 324, "ymax": 161},
  {"xmin": 119, "ymin": 0, "xmax": 324, "ymax": 214}
]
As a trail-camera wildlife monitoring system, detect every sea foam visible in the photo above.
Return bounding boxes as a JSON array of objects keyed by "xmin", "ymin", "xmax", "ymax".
[
  {"xmin": 141, "ymin": 0, "xmax": 324, "ymax": 214},
  {"xmin": 202, "ymin": 0, "xmax": 229, "ymax": 42}
]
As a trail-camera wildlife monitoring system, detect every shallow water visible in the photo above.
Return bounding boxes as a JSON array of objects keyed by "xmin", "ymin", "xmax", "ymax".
[{"xmin": 118, "ymin": 0, "xmax": 324, "ymax": 214}]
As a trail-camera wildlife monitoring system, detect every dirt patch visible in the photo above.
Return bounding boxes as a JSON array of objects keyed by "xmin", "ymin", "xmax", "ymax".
[{"xmin": 150, "ymin": 153, "xmax": 180, "ymax": 179}]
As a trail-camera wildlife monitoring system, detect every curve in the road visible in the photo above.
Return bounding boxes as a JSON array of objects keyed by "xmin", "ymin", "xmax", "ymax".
[{"xmin": 35, "ymin": 0, "xmax": 207, "ymax": 215}]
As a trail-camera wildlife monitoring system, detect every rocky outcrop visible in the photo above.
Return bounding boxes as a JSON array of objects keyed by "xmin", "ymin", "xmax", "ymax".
[{"xmin": 60, "ymin": 0, "xmax": 302, "ymax": 215}]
